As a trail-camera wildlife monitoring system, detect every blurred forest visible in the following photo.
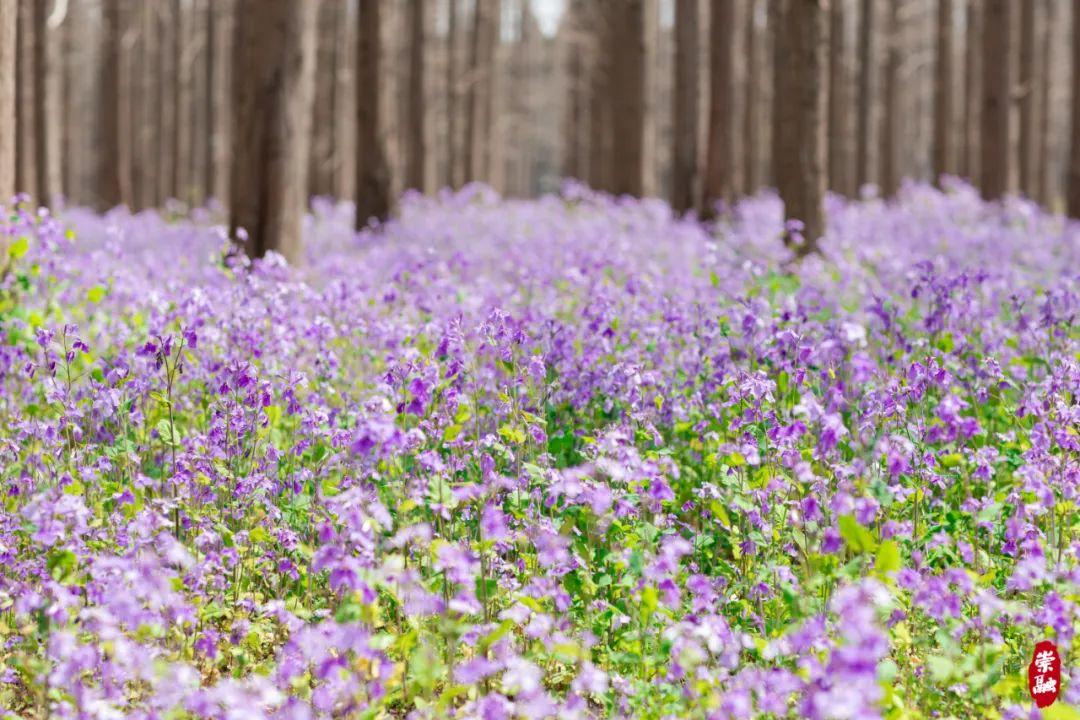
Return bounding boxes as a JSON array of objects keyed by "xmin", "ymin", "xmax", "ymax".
[{"xmin": 0, "ymin": 0, "xmax": 1078, "ymax": 262}]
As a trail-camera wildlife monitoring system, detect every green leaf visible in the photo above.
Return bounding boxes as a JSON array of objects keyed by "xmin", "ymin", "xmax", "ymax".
[
  {"xmin": 86, "ymin": 286, "xmax": 107, "ymax": 304},
  {"xmin": 8, "ymin": 237, "xmax": 29, "ymax": 260},
  {"xmin": 1044, "ymin": 703, "xmax": 1080, "ymax": 720},
  {"xmin": 875, "ymin": 540, "xmax": 902, "ymax": 576},
  {"xmin": 155, "ymin": 418, "xmax": 178, "ymax": 446},
  {"xmin": 46, "ymin": 549, "xmax": 78, "ymax": 582},
  {"xmin": 838, "ymin": 515, "xmax": 877, "ymax": 554}
]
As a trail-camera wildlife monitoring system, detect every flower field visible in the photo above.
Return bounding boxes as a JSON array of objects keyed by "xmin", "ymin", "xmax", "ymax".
[{"xmin": 0, "ymin": 182, "xmax": 1078, "ymax": 719}]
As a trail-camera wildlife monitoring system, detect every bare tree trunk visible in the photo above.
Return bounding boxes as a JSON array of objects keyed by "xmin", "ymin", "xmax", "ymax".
[
  {"xmin": 187, "ymin": 0, "xmax": 208, "ymax": 205},
  {"xmin": 1017, "ymin": 0, "xmax": 1035, "ymax": 196},
  {"xmin": 465, "ymin": 0, "xmax": 499, "ymax": 184},
  {"xmin": 405, "ymin": 0, "xmax": 426, "ymax": 191},
  {"xmin": 356, "ymin": 0, "xmax": 391, "ymax": 227},
  {"xmin": 743, "ymin": 0, "xmax": 760, "ymax": 194},
  {"xmin": 828, "ymin": 0, "xmax": 850, "ymax": 195},
  {"xmin": 159, "ymin": 1, "xmax": 177, "ymax": 202},
  {"xmin": 95, "ymin": 0, "xmax": 122, "ymax": 210},
  {"xmin": 775, "ymin": 0, "xmax": 828, "ymax": 253},
  {"xmin": 1037, "ymin": 0, "xmax": 1054, "ymax": 206},
  {"xmin": 980, "ymin": 0, "xmax": 1009, "ymax": 200},
  {"xmin": 702, "ymin": 0, "xmax": 733, "ymax": 216},
  {"xmin": 856, "ymin": 0, "xmax": 875, "ymax": 189},
  {"xmin": 880, "ymin": 0, "xmax": 899, "ymax": 197},
  {"xmin": 446, "ymin": 0, "xmax": 459, "ymax": 187},
  {"xmin": 1069, "ymin": 0, "xmax": 1080, "ymax": 216},
  {"xmin": 209, "ymin": 0, "xmax": 231, "ymax": 205},
  {"xmin": 172, "ymin": 0, "xmax": 188, "ymax": 201},
  {"xmin": 0, "ymin": 0, "xmax": 13, "ymax": 203},
  {"xmin": 609, "ymin": 0, "xmax": 646, "ymax": 196},
  {"xmin": 15, "ymin": 0, "xmax": 34, "ymax": 198},
  {"xmin": 960, "ymin": 0, "xmax": 979, "ymax": 180},
  {"xmin": 139, "ymin": 0, "xmax": 160, "ymax": 209},
  {"xmin": 671, "ymin": 0, "xmax": 698, "ymax": 213},
  {"xmin": 587, "ymin": 3, "xmax": 611, "ymax": 190},
  {"xmin": 229, "ymin": 0, "xmax": 316, "ymax": 262},
  {"xmin": 31, "ymin": 0, "xmax": 46, "ymax": 203},
  {"xmin": 563, "ymin": 2, "xmax": 588, "ymax": 180},
  {"xmin": 932, "ymin": 0, "xmax": 952, "ymax": 184},
  {"xmin": 310, "ymin": 0, "xmax": 337, "ymax": 198}
]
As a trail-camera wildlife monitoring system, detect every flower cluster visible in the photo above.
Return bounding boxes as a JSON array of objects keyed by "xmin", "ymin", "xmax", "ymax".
[{"xmin": 0, "ymin": 180, "xmax": 1077, "ymax": 718}]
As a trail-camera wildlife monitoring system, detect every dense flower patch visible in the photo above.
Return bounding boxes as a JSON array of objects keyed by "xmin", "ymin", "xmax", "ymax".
[{"xmin": 0, "ymin": 181, "xmax": 1078, "ymax": 719}]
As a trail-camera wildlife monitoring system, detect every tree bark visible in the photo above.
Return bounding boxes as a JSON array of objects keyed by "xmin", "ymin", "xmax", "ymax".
[
  {"xmin": 609, "ymin": 0, "xmax": 646, "ymax": 197},
  {"xmin": 775, "ymin": 0, "xmax": 828, "ymax": 253},
  {"xmin": 880, "ymin": 0, "xmax": 899, "ymax": 197},
  {"xmin": 310, "ymin": 0, "xmax": 338, "ymax": 198},
  {"xmin": 446, "ymin": 0, "xmax": 459, "ymax": 188},
  {"xmin": 856, "ymin": 0, "xmax": 875, "ymax": 189},
  {"xmin": 671, "ymin": 0, "xmax": 698, "ymax": 213},
  {"xmin": 980, "ymin": 0, "xmax": 1009, "ymax": 200},
  {"xmin": 960, "ymin": 0, "xmax": 979, "ymax": 180},
  {"xmin": 209, "ymin": 0, "xmax": 231, "ymax": 205},
  {"xmin": 229, "ymin": 0, "xmax": 317, "ymax": 262},
  {"xmin": 465, "ymin": 0, "xmax": 499, "ymax": 184},
  {"xmin": 1068, "ymin": 0, "xmax": 1080, "ymax": 216},
  {"xmin": 95, "ymin": 0, "xmax": 122, "ymax": 210},
  {"xmin": 1017, "ymin": 0, "xmax": 1035, "ymax": 196},
  {"xmin": 405, "ymin": 0, "xmax": 426, "ymax": 192},
  {"xmin": 743, "ymin": 0, "xmax": 760, "ymax": 194},
  {"xmin": 932, "ymin": 0, "xmax": 952, "ymax": 184},
  {"xmin": 1037, "ymin": 0, "xmax": 1054, "ymax": 206},
  {"xmin": 828, "ymin": 0, "xmax": 850, "ymax": 195},
  {"xmin": 702, "ymin": 0, "xmax": 733, "ymax": 216},
  {"xmin": 0, "ymin": 0, "xmax": 13, "ymax": 203},
  {"xmin": 15, "ymin": 0, "xmax": 34, "ymax": 199},
  {"xmin": 31, "ymin": 0, "xmax": 46, "ymax": 203},
  {"xmin": 356, "ymin": 0, "xmax": 391, "ymax": 228}
]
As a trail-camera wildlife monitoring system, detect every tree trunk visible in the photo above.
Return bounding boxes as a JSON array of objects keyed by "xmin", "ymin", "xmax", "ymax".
[
  {"xmin": 464, "ymin": 0, "xmax": 499, "ymax": 184},
  {"xmin": 563, "ymin": 2, "xmax": 587, "ymax": 180},
  {"xmin": 1017, "ymin": 0, "xmax": 1035, "ymax": 196},
  {"xmin": 960, "ymin": 0, "xmax": 979, "ymax": 180},
  {"xmin": 229, "ymin": 0, "xmax": 316, "ymax": 262},
  {"xmin": 586, "ymin": 3, "xmax": 611, "ymax": 191},
  {"xmin": 702, "ymin": 0, "xmax": 733, "ymax": 216},
  {"xmin": 671, "ymin": 0, "xmax": 698, "ymax": 213},
  {"xmin": 405, "ymin": 0, "xmax": 426, "ymax": 192},
  {"xmin": 31, "ymin": 0, "xmax": 46, "ymax": 203},
  {"xmin": 1068, "ymin": 0, "xmax": 1080, "ymax": 216},
  {"xmin": 856, "ymin": 0, "xmax": 875, "ymax": 189},
  {"xmin": 609, "ymin": 0, "xmax": 646, "ymax": 197},
  {"xmin": 356, "ymin": 0, "xmax": 391, "ymax": 228},
  {"xmin": 15, "ymin": 0, "xmax": 34, "ymax": 198},
  {"xmin": 310, "ymin": 0, "xmax": 337, "ymax": 198},
  {"xmin": 980, "ymin": 0, "xmax": 1009, "ymax": 200},
  {"xmin": 932, "ymin": 0, "xmax": 952, "ymax": 184},
  {"xmin": 743, "ymin": 0, "xmax": 759, "ymax": 194},
  {"xmin": 1037, "ymin": 0, "xmax": 1054, "ymax": 206},
  {"xmin": 880, "ymin": 0, "xmax": 899, "ymax": 197},
  {"xmin": 139, "ymin": 0, "xmax": 160, "ymax": 209},
  {"xmin": 828, "ymin": 0, "xmax": 850, "ymax": 195},
  {"xmin": 775, "ymin": 0, "xmax": 828, "ymax": 253},
  {"xmin": 446, "ymin": 0, "xmax": 459, "ymax": 187},
  {"xmin": 0, "ymin": 0, "xmax": 13, "ymax": 203},
  {"xmin": 209, "ymin": 0, "xmax": 232, "ymax": 205},
  {"xmin": 95, "ymin": 0, "xmax": 122, "ymax": 210}
]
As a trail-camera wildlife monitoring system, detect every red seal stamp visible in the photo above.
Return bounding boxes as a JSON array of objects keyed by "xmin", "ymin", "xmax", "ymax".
[{"xmin": 1028, "ymin": 640, "xmax": 1061, "ymax": 708}]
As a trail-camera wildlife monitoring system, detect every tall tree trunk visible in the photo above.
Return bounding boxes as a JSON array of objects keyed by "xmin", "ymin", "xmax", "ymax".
[
  {"xmin": 586, "ymin": 3, "xmax": 611, "ymax": 191},
  {"xmin": 1068, "ymin": 0, "xmax": 1080, "ymax": 216},
  {"xmin": 856, "ymin": 0, "xmax": 875, "ymax": 189},
  {"xmin": 960, "ymin": 0, "xmax": 979, "ymax": 180},
  {"xmin": 446, "ymin": 0, "xmax": 459, "ymax": 187},
  {"xmin": 405, "ymin": 0, "xmax": 426, "ymax": 191},
  {"xmin": 229, "ymin": 0, "xmax": 316, "ymax": 262},
  {"xmin": 1017, "ymin": 0, "xmax": 1035, "ymax": 196},
  {"xmin": 309, "ymin": 0, "xmax": 337, "ymax": 198},
  {"xmin": 95, "ymin": 0, "xmax": 122, "ymax": 210},
  {"xmin": 0, "ymin": 0, "xmax": 13, "ymax": 203},
  {"xmin": 1037, "ymin": 0, "xmax": 1054, "ymax": 206},
  {"xmin": 15, "ymin": 0, "xmax": 34, "ymax": 198},
  {"xmin": 671, "ymin": 0, "xmax": 698, "ymax": 213},
  {"xmin": 139, "ymin": 0, "xmax": 160, "ymax": 209},
  {"xmin": 828, "ymin": 0, "xmax": 850, "ymax": 195},
  {"xmin": 465, "ymin": 0, "xmax": 498, "ymax": 183},
  {"xmin": 980, "ymin": 0, "xmax": 1009, "ymax": 200},
  {"xmin": 563, "ymin": 2, "xmax": 587, "ymax": 180},
  {"xmin": 932, "ymin": 0, "xmax": 952, "ymax": 184},
  {"xmin": 172, "ymin": 0, "xmax": 188, "ymax": 201},
  {"xmin": 31, "ymin": 0, "xmax": 46, "ymax": 203},
  {"xmin": 743, "ymin": 0, "xmax": 759, "ymax": 194},
  {"xmin": 880, "ymin": 0, "xmax": 899, "ymax": 197},
  {"xmin": 159, "ymin": 1, "xmax": 177, "ymax": 202},
  {"xmin": 609, "ymin": 0, "xmax": 646, "ymax": 197},
  {"xmin": 356, "ymin": 0, "xmax": 391, "ymax": 228},
  {"xmin": 187, "ymin": 0, "xmax": 208, "ymax": 205},
  {"xmin": 702, "ymin": 0, "xmax": 733, "ymax": 216},
  {"xmin": 209, "ymin": 0, "xmax": 231, "ymax": 205},
  {"xmin": 775, "ymin": 0, "xmax": 828, "ymax": 254}
]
